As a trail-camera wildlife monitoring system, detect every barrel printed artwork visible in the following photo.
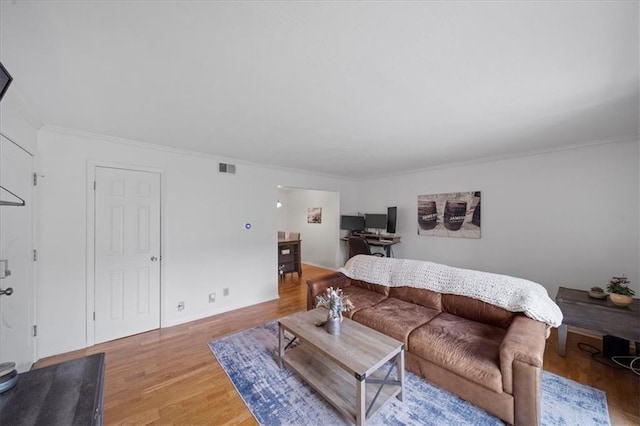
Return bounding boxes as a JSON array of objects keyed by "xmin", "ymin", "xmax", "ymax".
[{"xmin": 417, "ymin": 191, "xmax": 481, "ymax": 238}]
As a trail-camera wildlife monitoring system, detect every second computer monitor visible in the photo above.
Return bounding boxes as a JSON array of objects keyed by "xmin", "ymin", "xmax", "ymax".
[{"xmin": 365, "ymin": 213, "xmax": 387, "ymax": 230}]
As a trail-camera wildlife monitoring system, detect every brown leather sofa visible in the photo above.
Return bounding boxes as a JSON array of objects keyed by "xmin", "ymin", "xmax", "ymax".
[{"xmin": 307, "ymin": 271, "xmax": 548, "ymax": 426}]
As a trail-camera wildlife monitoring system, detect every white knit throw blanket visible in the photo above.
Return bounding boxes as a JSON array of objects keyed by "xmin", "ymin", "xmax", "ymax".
[{"xmin": 338, "ymin": 255, "xmax": 563, "ymax": 328}]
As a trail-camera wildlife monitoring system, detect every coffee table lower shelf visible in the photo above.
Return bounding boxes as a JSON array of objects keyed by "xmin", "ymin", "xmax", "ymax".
[{"xmin": 282, "ymin": 343, "xmax": 402, "ymax": 424}]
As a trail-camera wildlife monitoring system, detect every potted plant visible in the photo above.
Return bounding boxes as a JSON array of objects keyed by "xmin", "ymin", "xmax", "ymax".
[
  {"xmin": 315, "ymin": 287, "xmax": 354, "ymax": 335},
  {"xmin": 607, "ymin": 275, "xmax": 635, "ymax": 307}
]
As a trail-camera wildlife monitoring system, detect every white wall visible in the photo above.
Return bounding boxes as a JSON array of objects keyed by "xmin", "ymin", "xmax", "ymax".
[
  {"xmin": 0, "ymin": 90, "xmax": 38, "ymax": 370},
  {"xmin": 275, "ymin": 191, "xmax": 289, "ymax": 233},
  {"xmin": 277, "ymin": 188, "xmax": 340, "ymax": 269},
  {"xmin": 356, "ymin": 140, "xmax": 640, "ymax": 299},
  {"xmin": 30, "ymin": 124, "xmax": 640, "ymax": 358},
  {"xmin": 35, "ymin": 127, "xmax": 358, "ymax": 358},
  {"xmin": 0, "ymin": 91, "xmax": 38, "ymax": 153}
]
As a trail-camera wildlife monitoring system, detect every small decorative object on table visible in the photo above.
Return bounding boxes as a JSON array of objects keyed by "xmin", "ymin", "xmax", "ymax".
[
  {"xmin": 315, "ymin": 287, "xmax": 354, "ymax": 335},
  {"xmin": 607, "ymin": 275, "xmax": 635, "ymax": 307},
  {"xmin": 588, "ymin": 286, "xmax": 607, "ymax": 300},
  {"xmin": 0, "ymin": 361, "xmax": 18, "ymax": 393}
]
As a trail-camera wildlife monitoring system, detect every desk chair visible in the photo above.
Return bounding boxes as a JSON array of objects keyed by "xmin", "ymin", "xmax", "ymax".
[{"xmin": 348, "ymin": 237, "xmax": 385, "ymax": 259}]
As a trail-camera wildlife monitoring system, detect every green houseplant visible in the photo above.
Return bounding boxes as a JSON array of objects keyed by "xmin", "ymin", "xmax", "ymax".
[{"xmin": 607, "ymin": 275, "xmax": 635, "ymax": 307}]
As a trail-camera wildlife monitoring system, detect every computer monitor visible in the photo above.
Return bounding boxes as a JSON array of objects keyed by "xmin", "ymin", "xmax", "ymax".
[
  {"xmin": 340, "ymin": 215, "xmax": 365, "ymax": 231},
  {"xmin": 365, "ymin": 213, "xmax": 387, "ymax": 230},
  {"xmin": 386, "ymin": 206, "xmax": 397, "ymax": 234}
]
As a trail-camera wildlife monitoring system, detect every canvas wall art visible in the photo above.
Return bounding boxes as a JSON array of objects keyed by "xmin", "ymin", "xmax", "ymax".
[
  {"xmin": 417, "ymin": 191, "xmax": 481, "ymax": 238},
  {"xmin": 307, "ymin": 207, "xmax": 322, "ymax": 224}
]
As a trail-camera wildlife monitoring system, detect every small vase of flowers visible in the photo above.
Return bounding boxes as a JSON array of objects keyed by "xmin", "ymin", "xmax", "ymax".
[
  {"xmin": 315, "ymin": 287, "xmax": 354, "ymax": 335},
  {"xmin": 607, "ymin": 275, "xmax": 635, "ymax": 307}
]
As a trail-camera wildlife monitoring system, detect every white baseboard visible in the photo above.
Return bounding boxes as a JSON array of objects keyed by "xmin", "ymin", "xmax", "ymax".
[
  {"xmin": 302, "ymin": 261, "xmax": 337, "ymax": 271},
  {"xmin": 163, "ymin": 296, "xmax": 279, "ymax": 328}
]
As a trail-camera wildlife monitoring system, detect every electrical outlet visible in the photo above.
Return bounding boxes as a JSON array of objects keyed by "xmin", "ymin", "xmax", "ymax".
[
  {"xmin": 223, "ymin": 288, "xmax": 229, "ymax": 297},
  {"xmin": 209, "ymin": 293, "xmax": 216, "ymax": 303},
  {"xmin": 177, "ymin": 301, "xmax": 185, "ymax": 311}
]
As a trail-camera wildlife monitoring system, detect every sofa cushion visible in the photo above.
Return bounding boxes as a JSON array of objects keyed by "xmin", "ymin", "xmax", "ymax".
[
  {"xmin": 408, "ymin": 312, "xmax": 506, "ymax": 393},
  {"xmin": 442, "ymin": 294, "xmax": 515, "ymax": 329},
  {"xmin": 340, "ymin": 285, "xmax": 388, "ymax": 319},
  {"xmin": 352, "ymin": 298, "xmax": 439, "ymax": 344},
  {"xmin": 389, "ymin": 286, "xmax": 442, "ymax": 311}
]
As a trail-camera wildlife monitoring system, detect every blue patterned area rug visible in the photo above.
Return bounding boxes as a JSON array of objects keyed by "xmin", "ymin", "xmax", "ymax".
[{"xmin": 208, "ymin": 322, "xmax": 610, "ymax": 426}]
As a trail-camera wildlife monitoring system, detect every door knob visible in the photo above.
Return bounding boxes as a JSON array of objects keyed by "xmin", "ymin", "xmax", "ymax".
[
  {"xmin": 151, "ymin": 256, "xmax": 158, "ymax": 262},
  {"xmin": 0, "ymin": 287, "xmax": 13, "ymax": 296}
]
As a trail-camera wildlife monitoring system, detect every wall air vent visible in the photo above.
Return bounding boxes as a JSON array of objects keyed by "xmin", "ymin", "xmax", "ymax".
[{"xmin": 218, "ymin": 162, "xmax": 236, "ymax": 174}]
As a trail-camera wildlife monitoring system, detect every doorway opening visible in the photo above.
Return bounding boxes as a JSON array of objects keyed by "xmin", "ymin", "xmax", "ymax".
[{"xmin": 276, "ymin": 186, "xmax": 341, "ymax": 278}]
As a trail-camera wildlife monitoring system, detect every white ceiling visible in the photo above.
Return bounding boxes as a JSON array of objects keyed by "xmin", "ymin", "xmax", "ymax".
[{"xmin": 1, "ymin": 1, "xmax": 638, "ymax": 178}]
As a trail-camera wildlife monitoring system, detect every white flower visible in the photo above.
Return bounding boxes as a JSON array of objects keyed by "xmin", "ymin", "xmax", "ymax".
[{"xmin": 315, "ymin": 287, "xmax": 355, "ymax": 322}]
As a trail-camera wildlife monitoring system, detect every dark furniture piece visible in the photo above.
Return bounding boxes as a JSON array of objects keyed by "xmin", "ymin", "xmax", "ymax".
[
  {"xmin": 278, "ymin": 237, "xmax": 302, "ymax": 280},
  {"xmin": 0, "ymin": 352, "xmax": 105, "ymax": 425},
  {"xmin": 347, "ymin": 237, "xmax": 385, "ymax": 259},
  {"xmin": 555, "ymin": 286, "xmax": 640, "ymax": 356}
]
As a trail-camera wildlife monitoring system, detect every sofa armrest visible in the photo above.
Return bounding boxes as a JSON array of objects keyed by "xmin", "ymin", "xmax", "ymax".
[
  {"xmin": 306, "ymin": 272, "xmax": 351, "ymax": 311},
  {"xmin": 512, "ymin": 360, "xmax": 542, "ymax": 426},
  {"xmin": 500, "ymin": 315, "xmax": 546, "ymax": 394}
]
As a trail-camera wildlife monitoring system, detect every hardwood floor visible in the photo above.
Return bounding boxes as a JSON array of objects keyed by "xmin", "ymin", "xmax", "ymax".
[
  {"xmin": 36, "ymin": 264, "xmax": 639, "ymax": 425},
  {"xmin": 544, "ymin": 329, "xmax": 639, "ymax": 425}
]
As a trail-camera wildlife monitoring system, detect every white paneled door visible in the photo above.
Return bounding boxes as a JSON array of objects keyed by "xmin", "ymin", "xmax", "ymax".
[
  {"xmin": 94, "ymin": 167, "xmax": 161, "ymax": 344},
  {"xmin": 0, "ymin": 135, "xmax": 35, "ymax": 372}
]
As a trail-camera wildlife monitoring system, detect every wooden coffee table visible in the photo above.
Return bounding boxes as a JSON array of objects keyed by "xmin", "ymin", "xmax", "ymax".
[{"xmin": 278, "ymin": 308, "xmax": 404, "ymax": 425}]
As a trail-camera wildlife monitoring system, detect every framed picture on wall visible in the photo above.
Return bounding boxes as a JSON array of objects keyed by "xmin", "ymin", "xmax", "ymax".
[
  {"xmin": 418, "ymin": 191, "xmax": 480, "ymax": 238},
  {"xmin": 307, "ymin": 207, "xmax": 322, "ymax": 224}
]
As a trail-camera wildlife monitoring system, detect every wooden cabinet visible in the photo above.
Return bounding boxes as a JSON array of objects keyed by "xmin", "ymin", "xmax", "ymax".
[
  {"xmin": 0, "ymin": 353, "xmax": 105, "ymax": 425},
  {"xmin": 278, "ymin": 238, "xmax": 302, "ymax": 279}
]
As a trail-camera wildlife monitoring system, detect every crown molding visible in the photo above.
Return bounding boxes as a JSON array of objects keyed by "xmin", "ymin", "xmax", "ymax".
[
  {"xmin": 360, "ymin": 135, "xmax": 640, "ymax": 181},
  {"xmin": 39, "ymin": 125, "xmax": 357, "ymax": 181},
  {"xmin": 39, "ymin": 125, "xmax": 637, "ymax": 182}
]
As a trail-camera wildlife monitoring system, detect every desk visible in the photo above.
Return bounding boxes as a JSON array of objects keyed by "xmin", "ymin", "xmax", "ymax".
[
  {"xmin": 555, "ymin": 287, "xmax": 639, "ymax": 357},
  {"xmin": 366, "ymin": 239, "xmax": 398, "ymax": 257},
  {"xmin": 341, "ymin": 234, "xmax": 401, "ymax": 258},
  {"xmin": 278, "ymin": 238, "xmax": 302, "ymax": 279}
]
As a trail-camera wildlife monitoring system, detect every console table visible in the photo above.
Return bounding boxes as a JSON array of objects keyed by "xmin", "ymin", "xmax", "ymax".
[
  {"xmin": 555, "ymin": 287, "xmax": 639, "ymax": 356},
  {"xmin": 0, "ymin": 353, "xmax": 105, "ymax": 425},
  {"xmin": 278, "ymin": 237, "xmax": 302, "ymax": 279}
]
